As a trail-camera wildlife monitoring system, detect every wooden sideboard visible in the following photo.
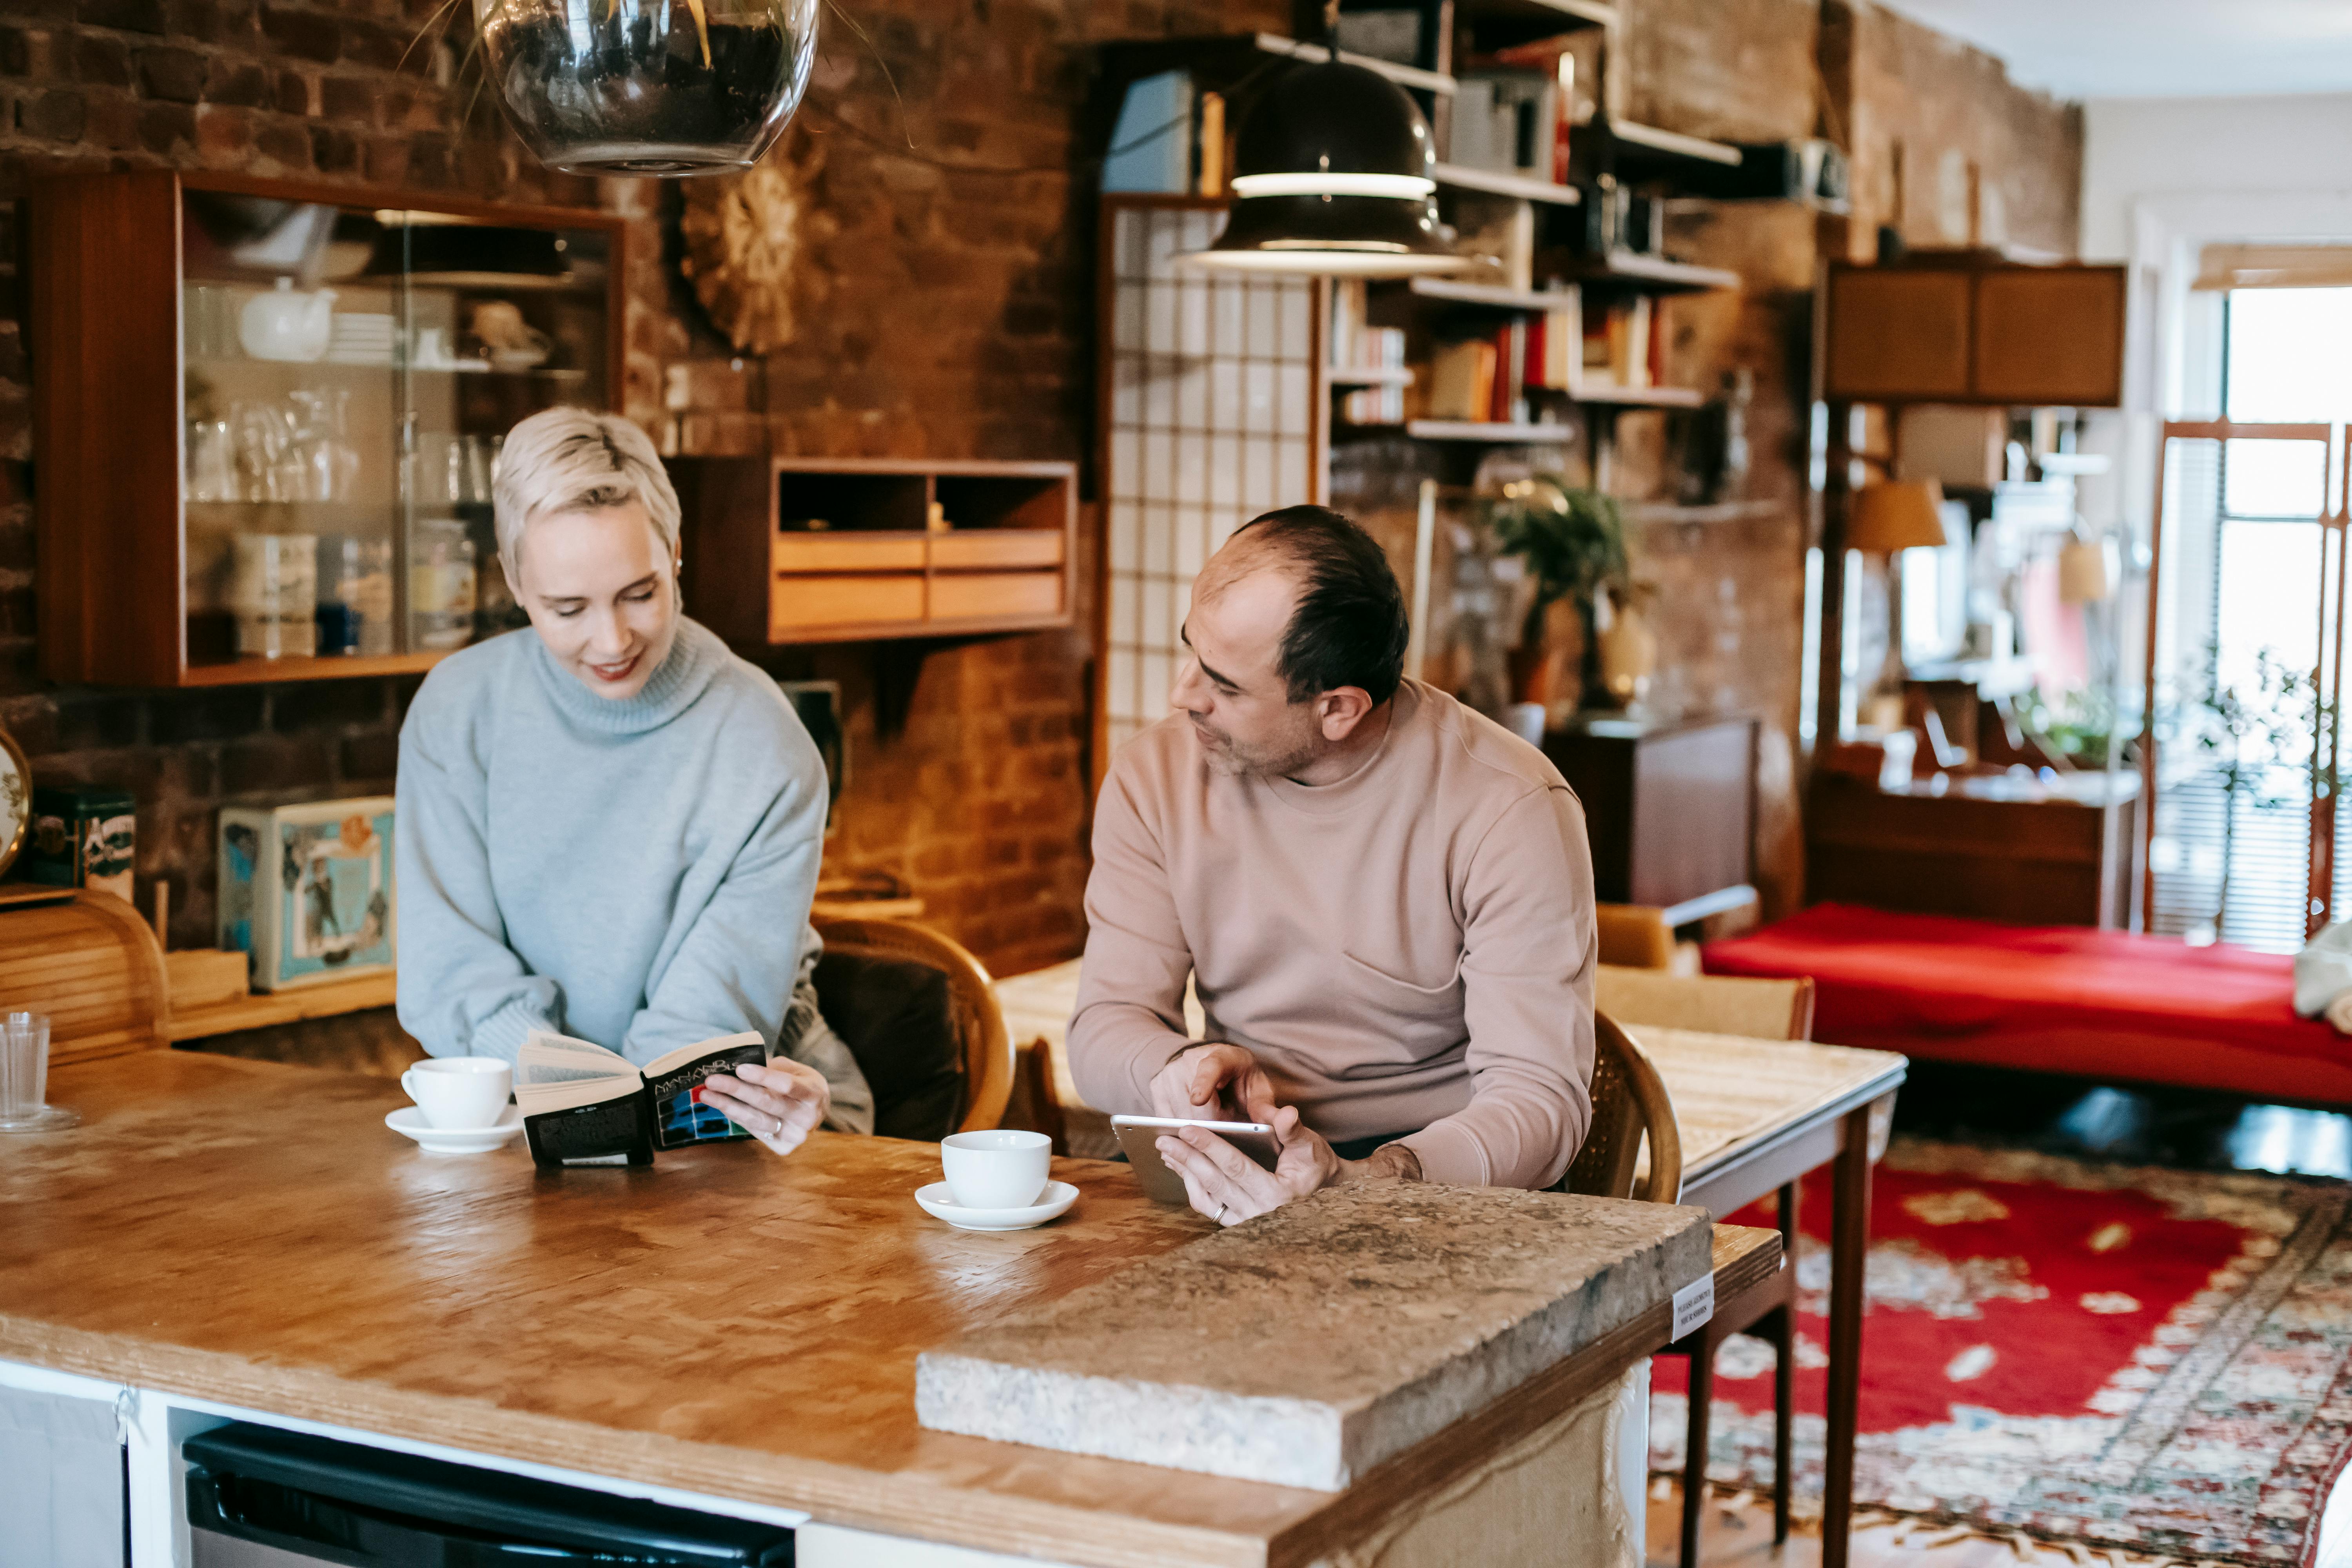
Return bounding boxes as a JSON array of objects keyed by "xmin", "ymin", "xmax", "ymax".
[
  {"xmin": 1543, "ymin": 713, "xmax": 1759, "ymax": 922},
  {"xmin": 1806, "ymin": 769, "xmax": 2140, "ymax": 927}
]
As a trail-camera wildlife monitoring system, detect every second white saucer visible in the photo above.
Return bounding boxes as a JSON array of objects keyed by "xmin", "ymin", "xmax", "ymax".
[
  {"xmin": 385, "ymin": 1104, "xmax": 524, "ymax": 1155},
  {"xmin": 915, "ymin": 1180, "xmax": 1079, "ymax": 1232}
]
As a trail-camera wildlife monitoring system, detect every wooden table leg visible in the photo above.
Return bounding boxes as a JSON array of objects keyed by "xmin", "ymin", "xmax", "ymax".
[
  {"xmin": 1822, "ymin": 1105, "xmax": 1875, "ymax": 1568},
  {"xmin": 1681, "ymin": 1333, "xmax": 1715, "ymax": 1568}
]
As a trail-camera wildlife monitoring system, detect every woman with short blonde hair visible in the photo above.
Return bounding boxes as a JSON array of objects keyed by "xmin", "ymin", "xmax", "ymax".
[{"xmin": 396, "ymin": 407, "xmax": 872, "ymax": 1152}]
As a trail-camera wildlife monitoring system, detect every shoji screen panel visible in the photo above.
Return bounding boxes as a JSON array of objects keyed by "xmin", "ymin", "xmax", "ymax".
[{"xmin": 1099, "ymin": 198, "xmax": 1320, "ymax": 757}]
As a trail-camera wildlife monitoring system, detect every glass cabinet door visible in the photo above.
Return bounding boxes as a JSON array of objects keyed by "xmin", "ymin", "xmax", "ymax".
[{"xmin": 178, "ymin": 192, "xmax": 612, "ymax": 675}]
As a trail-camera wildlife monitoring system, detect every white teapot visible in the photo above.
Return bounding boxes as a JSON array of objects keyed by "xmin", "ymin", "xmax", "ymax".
[{"xmin": 238, "ymin": 278, "xmax": 336, "ymax": 363}]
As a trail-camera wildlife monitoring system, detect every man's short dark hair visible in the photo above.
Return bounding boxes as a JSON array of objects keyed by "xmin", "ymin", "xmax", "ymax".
[{"xmin": 1234, "ymin": 505, "xmax": 1409, "ymax": 706}]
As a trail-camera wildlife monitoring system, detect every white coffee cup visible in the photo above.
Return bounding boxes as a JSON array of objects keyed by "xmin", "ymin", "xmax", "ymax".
[
  {"xmin": 401, "ymin": 1057, "xmax": 512, "ymax": 1130},
  {"xmin": 941, "ymin": 1129, "xmax": 1052, "ymax": 1210}
]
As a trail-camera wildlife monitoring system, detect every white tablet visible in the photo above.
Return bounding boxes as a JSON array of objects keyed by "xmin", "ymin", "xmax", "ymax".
[{"xmin": 1111, "ymin": 1114, "xmax": 1282, "ymax": 1206}]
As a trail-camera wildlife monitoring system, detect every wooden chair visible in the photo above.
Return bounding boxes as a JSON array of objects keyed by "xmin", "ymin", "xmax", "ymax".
[
  {"xmin": 0, "ymin": 889, "xmax": 169, "ymax": 1068},
  {"xmin": 1594, "ymin": 966, "xmax": 1817, "ymax": 1043},
  {"xmin": 1563, "ymin": 1011, "xmax": 1682, "ymax": 1203},
  {"xmin": 813, "ymin": 916, "xmax": 1015, "ymax": 1136},
  {"xmin": 1601, "ymin": 975, "xmax": 1812, "ymax": 1568},
  {"xmin": 1596, "ymin": 903, "xmax": 1676, "ymax": 970}
]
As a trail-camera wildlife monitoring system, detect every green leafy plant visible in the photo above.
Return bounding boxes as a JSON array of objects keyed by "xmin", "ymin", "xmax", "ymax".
[
  {"xmin": 1483, "ymin": 475, "xmax": 1630, "ymax": 654},
  {"xmin": 2154, "ymin": 642, "xmax": 2328, "ymax": 937},
  {"xmin": 2020, "ymin": 685, "xmax": 2140, "ymax": 767}
]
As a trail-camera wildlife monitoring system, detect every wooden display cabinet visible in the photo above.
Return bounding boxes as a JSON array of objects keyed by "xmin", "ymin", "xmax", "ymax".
[
  {"xmin": 30, "ymin": 169, "xmax": 624, "ymax": 687},
  {"xmin": 1824, "ymin": 258, "xmax": 2127, "ymax": 407},
  {"xmin": 669, "ymin": 457, "xmax": 1078, "ymax": 646}
]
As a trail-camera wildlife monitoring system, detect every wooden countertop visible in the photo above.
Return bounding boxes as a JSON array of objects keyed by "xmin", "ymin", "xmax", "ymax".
[{"xmin": 0, "ymin": 1052, "xmax": 1778, "ymax": 1568}]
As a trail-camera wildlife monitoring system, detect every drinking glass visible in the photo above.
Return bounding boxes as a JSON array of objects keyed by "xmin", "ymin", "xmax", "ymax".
[
  {"xmin": 187, "ymin": 418, "xmax": 236, "ymax": 502},
  {"xmin": 0, "ymin": 1011, "xmax": 78, "ymax": 1134}
]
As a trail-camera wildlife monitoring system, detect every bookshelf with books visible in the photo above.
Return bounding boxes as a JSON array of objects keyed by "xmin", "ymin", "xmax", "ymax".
[{"xmin": 1096, "ymin": 4, "xmax": 1767, "ymax": 484}]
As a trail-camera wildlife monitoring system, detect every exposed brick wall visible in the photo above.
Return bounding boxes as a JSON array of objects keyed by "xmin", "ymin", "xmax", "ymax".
[
  {"xmin": 0, "ymin": 0, "xmax": 2082, "ymax": 982},
  {"xmin": 1825, "ymin": 0, "xmax": 2083, "ymax": 258},
  {"xmin": 0, "ymin": 0, "xmax": 1275, "ymax": 980}
]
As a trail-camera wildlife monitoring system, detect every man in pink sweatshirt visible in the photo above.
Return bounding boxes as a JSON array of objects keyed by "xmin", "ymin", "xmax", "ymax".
[{"xmin": 1069, "ymin": 505, "xmax": 1598, "ymax": 1225}]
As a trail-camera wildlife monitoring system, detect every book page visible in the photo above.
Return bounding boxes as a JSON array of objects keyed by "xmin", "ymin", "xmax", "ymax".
[
  {"xmin": 518, "ymin": 1030, "xmax": 639, "ymax": 1089},
  {"xmin": 514, "ymin": 1075, "xmax": 637, "ymax": 1117}
]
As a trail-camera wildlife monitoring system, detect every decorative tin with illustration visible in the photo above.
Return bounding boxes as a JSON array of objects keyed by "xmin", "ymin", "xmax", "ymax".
[
  {"xmin": 218, "ymin": 797, "xmax": 395, "ymax": 992},
  {"xmin": 23, "ymin": 786, "xmax": 135, "ymax": 901},
  {"xmin": 0, "ymin": 720, "xmax": 27, "ymax": 881}
]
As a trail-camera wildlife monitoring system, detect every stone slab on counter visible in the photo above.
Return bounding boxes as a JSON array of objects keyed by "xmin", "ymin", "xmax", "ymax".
[{"xmin": 915, "ymin": 1183, "xmax": 1711, "ymax": 1490}]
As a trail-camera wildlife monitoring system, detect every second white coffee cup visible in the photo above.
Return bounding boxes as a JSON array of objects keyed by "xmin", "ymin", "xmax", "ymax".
[
  {"xmin": 941, "ymin": 1129, "xmax": 1051, "ymax": 1209},
  {"xmin": 401, "ymin": 1056, "xmax": 513, "ymax": 1130}
]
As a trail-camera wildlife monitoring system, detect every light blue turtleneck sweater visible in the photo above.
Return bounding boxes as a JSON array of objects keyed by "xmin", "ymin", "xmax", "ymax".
[{"xmin": 394, "ymin": 618, "xmax": 828, "ymax": 1068}]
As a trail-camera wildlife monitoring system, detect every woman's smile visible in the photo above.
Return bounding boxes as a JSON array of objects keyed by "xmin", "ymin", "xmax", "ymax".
[{"xmin": 585, "ymin": 650, "xmax": 642, "ymax": 684}]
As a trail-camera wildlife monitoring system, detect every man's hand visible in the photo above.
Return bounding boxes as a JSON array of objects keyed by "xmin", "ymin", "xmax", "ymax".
[
  {"xmin": 1148, "ymin": 1042, "xmax": 1278, "ymax": 1124},
  {"xmin": 698, "ymin": 1060, "xmax": 828, "ymax": 1157},
  {"xmin": 1159, "ymin": 1109, "xmax": 1426, "ymax": 1225},
  {"xmin": 1157, "ymin": 1105, "xmax": 1337, "ymax": 1224}
]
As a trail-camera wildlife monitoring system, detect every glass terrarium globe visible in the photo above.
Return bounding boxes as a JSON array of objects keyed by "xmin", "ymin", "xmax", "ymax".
[{"xmin": 474, "ymin": 0, "xmax": 817, "ymax": 176}]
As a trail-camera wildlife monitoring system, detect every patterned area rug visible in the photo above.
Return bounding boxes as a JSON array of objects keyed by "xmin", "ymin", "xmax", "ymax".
[{"xmin": 1649, "ymin": 1138, "xmax": 2352, "ymax": 1565}]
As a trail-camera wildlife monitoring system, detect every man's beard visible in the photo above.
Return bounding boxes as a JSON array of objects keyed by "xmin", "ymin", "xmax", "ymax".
[{"xmin": 1190, "ymin": 713, "xmax": 1322, "ymax": 780}]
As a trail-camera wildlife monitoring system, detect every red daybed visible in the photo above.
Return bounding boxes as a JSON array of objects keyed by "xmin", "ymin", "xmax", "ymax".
[{"xmin": 1703, "ymin": 903, "xmax": 2352, "ymax": 1109}]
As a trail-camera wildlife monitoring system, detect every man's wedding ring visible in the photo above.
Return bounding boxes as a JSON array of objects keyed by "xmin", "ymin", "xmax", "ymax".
[{"xmin": 1215, "ymin": 1203, "xmax": 1229, "ymax": 1224}]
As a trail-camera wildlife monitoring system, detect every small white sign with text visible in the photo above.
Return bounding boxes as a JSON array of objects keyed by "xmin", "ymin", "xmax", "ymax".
[{"xmin": 1670, "ymin": 1274, "xmax": 1715, "ymax": 1340}]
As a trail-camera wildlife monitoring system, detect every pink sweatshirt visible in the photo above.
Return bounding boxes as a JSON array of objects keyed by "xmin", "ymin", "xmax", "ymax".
[{"xmin": 1068, "ymin": 680, "xmax": 1596, "ymax": 1189}]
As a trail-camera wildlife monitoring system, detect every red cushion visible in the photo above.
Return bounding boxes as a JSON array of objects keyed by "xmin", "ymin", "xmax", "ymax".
[{"xmin": 1702, "ymin": 903, "xmax": 2352, "ymax": 1106}]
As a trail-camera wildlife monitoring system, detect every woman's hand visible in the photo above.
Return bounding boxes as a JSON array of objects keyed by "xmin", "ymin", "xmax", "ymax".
[{"xmin": 699, "ymin": 1060, "xmax": 829, "ymax": 1157}]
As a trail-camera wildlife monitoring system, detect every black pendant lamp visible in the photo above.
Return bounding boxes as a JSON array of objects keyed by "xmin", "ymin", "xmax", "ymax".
[
  {"xmin": 1184, "ymin": 51, "xmax": 1478, "ymax": 277},
  {"xmin": 473, "ymin": 0, "xmax": 818, "ymax": 176}
]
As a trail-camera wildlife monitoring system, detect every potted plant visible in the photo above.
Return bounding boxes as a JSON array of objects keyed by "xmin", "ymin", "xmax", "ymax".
[{"xmin": 1483, "ymin": 475, "xmax": 1631, "ymax": 711}]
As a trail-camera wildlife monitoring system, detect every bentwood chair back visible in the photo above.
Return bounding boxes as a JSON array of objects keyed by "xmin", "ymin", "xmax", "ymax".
[
  {"xmin": 1602, "ymin": 975, "xmax": 1812, "ymax": 1568},
  {"xmin": 1595, "ymin": 904, "xmax": 1676, "ymax": 969},
  {"xmin": 813, "ymin": 916, "xmax": 1016, "ymax": 1137},
  {"xmin": 1563, "ymin": 1011, "xmax": 1682, "ymax": 1203},
  {"xmin": 1594, "ymin": 966, "xmax": 1817, "ymax": 1042}
]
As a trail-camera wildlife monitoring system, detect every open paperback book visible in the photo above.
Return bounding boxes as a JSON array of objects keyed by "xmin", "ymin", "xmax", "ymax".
[{"xmin": 515, "ymin": 1029, "xmax": 769, "ymax": 1168}]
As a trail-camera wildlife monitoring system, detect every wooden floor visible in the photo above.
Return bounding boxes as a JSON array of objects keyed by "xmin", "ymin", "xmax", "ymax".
[{"xmin": 1644, "ymin": 1477, "xmax": 2352, "ymax": 1568}]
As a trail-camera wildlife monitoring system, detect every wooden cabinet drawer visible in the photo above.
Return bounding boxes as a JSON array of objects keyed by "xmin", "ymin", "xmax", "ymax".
[
  {"xmin": 929, "ymin": 571, "xmax": 1062, "ymax": 623},
  {"xmin": 929, "ymin": 531, "xmax": 1065, "ymax": 571},
  {"xmin": 769, "ymin": 574, "xmax": 924, "ymax": 635},
  {"xmin": 772, "ymin": 533, "xmax": 927, "ymax": 573}
]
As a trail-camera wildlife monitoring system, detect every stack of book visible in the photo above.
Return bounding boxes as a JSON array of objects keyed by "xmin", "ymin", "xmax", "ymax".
[
  {"xmin": 1452, "ymin": 57, "xmax": 1574, "ymax": 183},
  {"xmin": 1425, "ymin": 293, "xmax": 1582, "ymax": 423},
  {"xmin": 1581, "ymin": 295, "xmax": 1664, "ymax": 391},
  {"xmin": 1100, "ymin": 70, "xmax": 1229, "ymax": 196},
  {"xmin": 1330, "ymin": 281, "xmax": 1409, "ymax": 427}
]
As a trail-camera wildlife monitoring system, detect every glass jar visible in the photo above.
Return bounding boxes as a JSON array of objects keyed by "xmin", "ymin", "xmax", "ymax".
[
  {"xmin": 317, "ymin": 537, "xmax": 394, "ymax": 657},
  {"xmin": 474, "ymin": 0, "xmax": 818, "ymax": 174},
  {"xmin": 232, "ymin": 534, "xmax": 319, "ymax": 660},
  {"xmin": 410, "ymin": 519, "xmax": 478, "ymax": 652}
]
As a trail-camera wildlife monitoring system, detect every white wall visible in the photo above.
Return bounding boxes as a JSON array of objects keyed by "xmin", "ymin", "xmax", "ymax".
[{"xmin": 2082, "ymin": 92, "xmax": 2352, "ymax": 260}]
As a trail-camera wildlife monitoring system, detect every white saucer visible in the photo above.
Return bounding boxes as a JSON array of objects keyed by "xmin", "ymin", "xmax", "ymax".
[
  {"xmin": 385, "ymin": 1104, "xmax": 524, "ymax": 1155},
  {"xmin": 915, "ymin": 1180, "xmax": 1079, "ymax": 1232}
]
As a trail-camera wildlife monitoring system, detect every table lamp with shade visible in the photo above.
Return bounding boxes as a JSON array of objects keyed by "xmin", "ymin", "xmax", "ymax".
[{"xmin": 1848, "ymin": 479, "xmax": 1949, "ymax": 737}]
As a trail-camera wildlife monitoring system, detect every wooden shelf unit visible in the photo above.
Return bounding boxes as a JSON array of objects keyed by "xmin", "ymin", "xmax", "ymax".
[
  {"xmin": 1409, "ymin": 278, "xmax": 1584, "ymax": 314},
  {"xmin": 670, "ymin": 457, "xmax": 1078, "ymax": 647},
  {"xmin": 1405, "ymin": 420, "xmax": 1579, "ymax": 443},
  {"xmin": 1561, "ymin": 382, "xmax": 1706, "ymax": 408},
  {"xmin": 1455, "ymin": 0, "xmax": 1617, "ymax": 50},
  {"xmin": 1565, "ymin": 250, "xmax": 1743, "ymax": 295},
  {"xmin": 1431, "ymin": 163, "xmax": 1583, "ymax": 206},
  {"xmin": 30, "ymin": 168, "xmax": 626, "ymax": 689},
  {"xmin": 169, "ymin": 971, "xmax": 399, "ymax": 1043}
]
